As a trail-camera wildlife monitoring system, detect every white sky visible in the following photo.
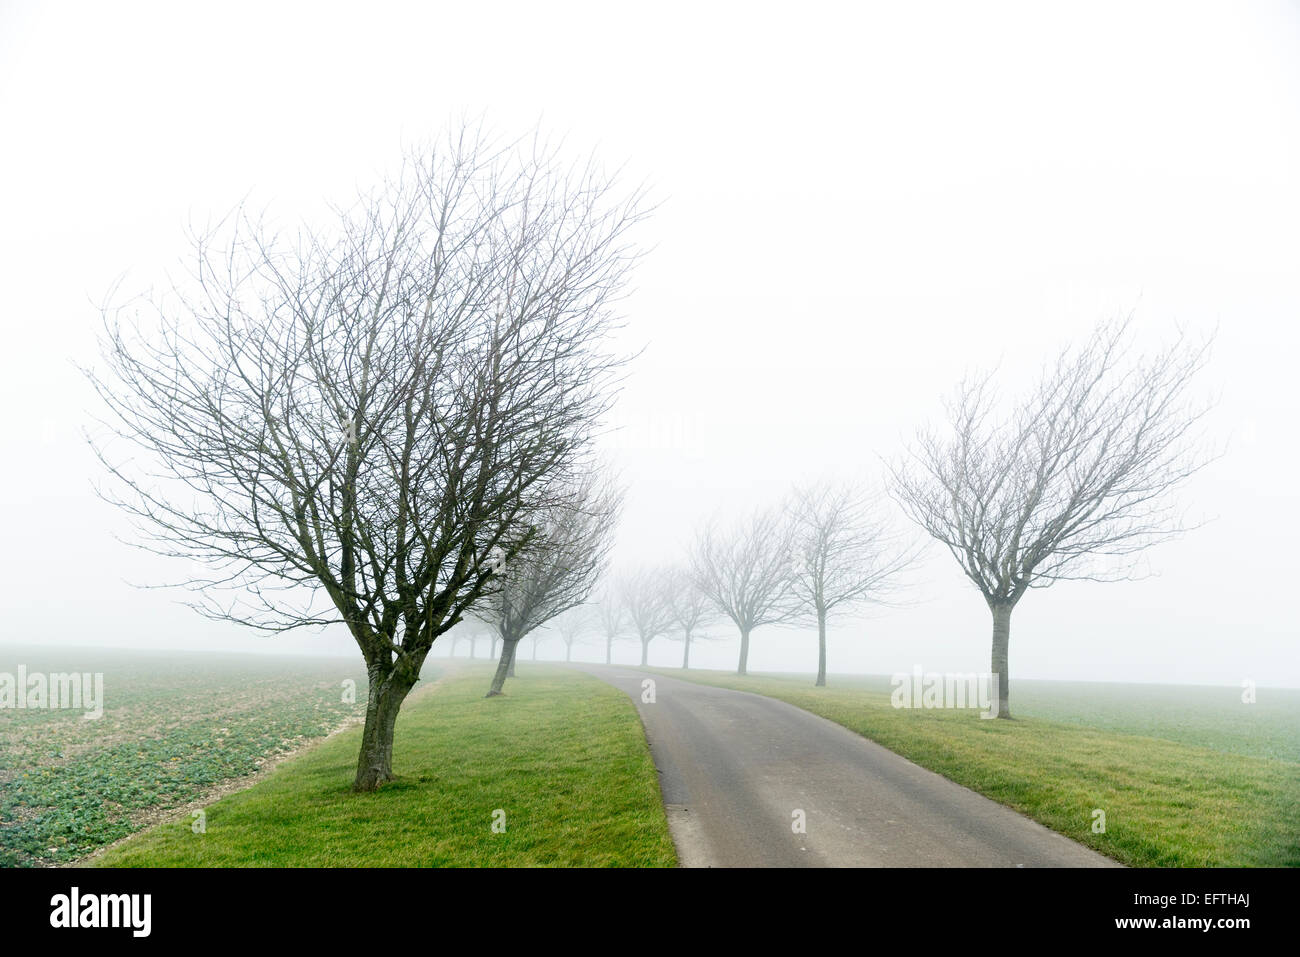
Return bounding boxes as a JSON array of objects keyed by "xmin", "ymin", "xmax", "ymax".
[{"xmin": 1, "ymin": 0, "xmax": 1297, "ymax": 686}]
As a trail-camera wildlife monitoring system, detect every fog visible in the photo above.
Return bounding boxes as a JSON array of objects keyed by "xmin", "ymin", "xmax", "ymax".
[{"xmin": 1, "ymin": 0, "xmax": 1297, "ymax": 686}]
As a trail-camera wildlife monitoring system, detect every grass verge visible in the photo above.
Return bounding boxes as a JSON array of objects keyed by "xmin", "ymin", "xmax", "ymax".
[
  {"xmin": 647, "ymin": 668, "xmax": 1299, "ymax": 867},
  {"xmin": 90, "ymin": 664, "xmax": 675, "ymax": 867}
]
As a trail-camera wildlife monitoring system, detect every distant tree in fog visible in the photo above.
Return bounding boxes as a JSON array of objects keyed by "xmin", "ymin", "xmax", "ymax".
[
  {"xmin": 787, "ymin": 480, "xmax": 915, "ymax": 687},
  {"xmin": 480, "ymin": 476, "xmax": 620, "ymax": 696},
  {"xmin": 552, "ymin": 606, "xmax": 595, "ymax": 663},
  {"xmin": 594, "ymin": 583, "xmax": 628, "ymax": 665},
  {"xmin": 665, "ymin": 567, "xmax": 719, "ymax": 669},
  {"xmin": 889, "ymin": 316, "xmax": 1214, "ymax": 718},
  {"xmin": 446, "ymin": 619, "xmax": 490, "ymax": 658},
  {"xmin": 623, "ymin": 567, "xmax": 675, "ymax": 667},
  {"xmin": 690, "ymin": 506, "xmax": 797, "ymax": 675}
]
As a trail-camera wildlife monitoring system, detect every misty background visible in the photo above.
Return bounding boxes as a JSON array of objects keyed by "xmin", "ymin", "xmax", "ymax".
[{"xmin": 1, "ymin": 0, "xmax": 1296, "ymax": 686}]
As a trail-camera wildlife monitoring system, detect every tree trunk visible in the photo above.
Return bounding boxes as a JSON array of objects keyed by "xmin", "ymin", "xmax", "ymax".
[
  {"xmin": 532, "ymin": 641, "xmax": 538, "ymax": 661},
  {"xmin": 605, "ymin": 635, "xmax": 612, "ymax": 664},
  {"xmin": 507, "ymin": 646, "xmax": 517, "ymax": 677},
  {"xmin": 815, "ymin": 607, "xmax": 827, "ymax": 687},
  {"xmin": 990, "ymin": 602, "xmax": 1013, "ymax": 719},
  {"xmin": 737, "ymin": 626, "xmax": 750, "ymax": 676},
  {"xmin": 486, "ymin": 638, "xmax": 519, "ymax": 697},
  {"xmin": 682, "ymin": 631, "xmax": 691, "ymax": 669},
  {"xmin": 640, "ymin": 637, "xmax": 649, "ymax": 666},
  {"xmin": 354, "ymin": 667, "xmax": 415, "ymax": 791},
  {"xmin": 566, "ymin": 642, "xmax": 572, "ymax": 662}
]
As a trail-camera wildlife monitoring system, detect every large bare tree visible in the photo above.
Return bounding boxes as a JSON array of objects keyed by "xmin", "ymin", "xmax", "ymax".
[
  {"xmin": 691, "ymin": 506, "xmax": 797, "ymax": 675},
  {"xmin": 480, "ymin": 475, "xmax": 620, "ymax": 695},
  {"xmin": 889, "ymin": 316, "xmax": 1213, "ymax": 718},
  {"xmin": 788, "ymin": 481, "xmax": 915, "ymax": 687},
  {"xmin": 622, "ymin": 567, "xmax": 675, "ymax": 667},
  {"xmin": 88, "ymin": 125, "xmax": 648, "ymax": 789}
]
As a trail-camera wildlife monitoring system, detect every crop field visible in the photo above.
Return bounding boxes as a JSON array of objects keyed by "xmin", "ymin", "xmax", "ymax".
[{"xmin": 0, "ymin": 645, "xmax": 372, "ymax": 867}]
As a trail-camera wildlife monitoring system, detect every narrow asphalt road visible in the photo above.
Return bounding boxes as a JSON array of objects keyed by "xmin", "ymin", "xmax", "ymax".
[{"xmin": 577, "ymin": 665, "xmax": 1119, "ymax": 868}]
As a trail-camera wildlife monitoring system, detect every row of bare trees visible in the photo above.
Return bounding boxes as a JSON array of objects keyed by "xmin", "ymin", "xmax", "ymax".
[
  {"xmin": 502, "ymin": 480, "xmax": 913, "ymax": 687},
  {"xmin": 497, "ymin": 312, "xmax": 1213, "ymax": 718},
  {"xmin": 686, "ymin": 484, "xmax": 916, "ymax": 685},
  {"xmin": 471, "ymin": 566, "xmax": 721, "ymax": 672},
  {"xmin": 91, "ymin": 114, "xmax": 1214, "ymax": 796}
]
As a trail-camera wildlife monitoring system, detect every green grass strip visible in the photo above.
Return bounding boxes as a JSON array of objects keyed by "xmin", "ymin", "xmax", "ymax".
[
  {"xmin": 647, "ymin": 668, "xmax": 1300, "ymax": 868},
  {"xmin": 92, "ymin": 665, "xmax": 675, "ymax": 867}
]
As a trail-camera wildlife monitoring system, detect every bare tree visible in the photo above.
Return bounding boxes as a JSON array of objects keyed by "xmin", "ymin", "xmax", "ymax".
[
  {"xmin": 593, "ymin": 582, "xmax": 627, "ymax": 665},
  {"xmin": 622, "ymin": 567, "xmax": 675, "ymax": 666},
  {"xmin": 889, "ymin": 316, "xmax": 1213, "ymax": 718},
  {"xmin": 788, "ymin": 481, "xmax": 915, "ymax": 687},
  {"xmin": 527, "ymin": 628, "xmax": 548, "ymax": 661},
  {"xmin": 466, "ymin": 619, "xmax": 495, "ymax": 658},
  {"xmin": 552, "ymin": 605, "xmax": 596, "ymax": 662},
  {"xmin": 481, "ymin": 475, "xmax": 620, "ymax": 695},
  {"xmin": 691, "ymin": 506, "xmax": 796, "ymax": 675},
  {"xmin": 469, "ymin": 617, "xmax": 498, "ymax": 660},
  {"xmin": 665, "ymin": 566, "xmax": 718, "ymax": 669},
  {"xmin": 444, "ymin": 618, "xmax": 487, "ymax": 658},
  {"xmin": 87, "ymin": 125, "xmax": 649, "ymax": 789}
]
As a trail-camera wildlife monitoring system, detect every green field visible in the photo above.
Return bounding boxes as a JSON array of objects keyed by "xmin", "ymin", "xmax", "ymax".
[
  {"xmin": 647, "ymin": 667, "xmax": 1300, "ymax": 867},
  {"xmin": 733, "ymin": 671, "xmax": 1300, "ymax": 763},
  {"xmin": 0, "ymin": 645, "xmax": 368, "ymax": 867},
  {"xmin": 90, "ymin": 663, "xmax": 675, "ymax": 867}
]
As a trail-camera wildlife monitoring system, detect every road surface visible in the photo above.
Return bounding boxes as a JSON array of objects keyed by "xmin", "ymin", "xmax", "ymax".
[{"xmin": 578, "ymin": 665, "xmax": 1119, "ymax": 868}]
